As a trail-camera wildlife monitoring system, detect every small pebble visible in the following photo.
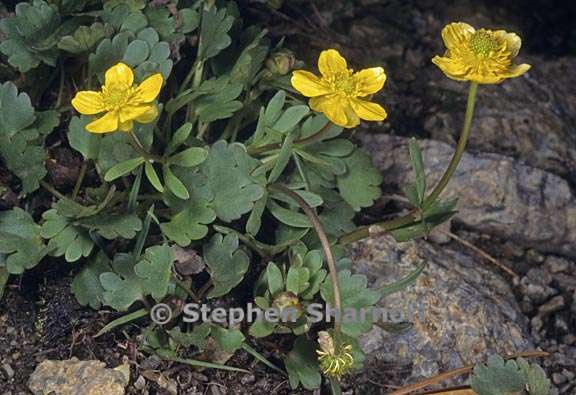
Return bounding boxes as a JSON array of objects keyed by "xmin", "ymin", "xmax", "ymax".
[
  {"xmin": 552, "ymin": 372, "xmax": 567, "ymax": 384},
  {"xmin": 539, "ymin": 295, "xmax": 565, "ymax": 316},
  {"xmin": 2, "ymin": 363, "xmax": 15, "ymax": 379}
]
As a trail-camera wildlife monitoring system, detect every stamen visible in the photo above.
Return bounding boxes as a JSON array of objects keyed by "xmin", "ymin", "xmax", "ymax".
[{"xmin": 469, "ymin": 30, "xmax": 498, "ymax": 57}]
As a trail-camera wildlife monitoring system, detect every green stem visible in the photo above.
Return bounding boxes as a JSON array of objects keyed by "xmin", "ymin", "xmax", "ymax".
[
  {"xmin": 128, "ymin": 132, "xmax": 165, "ymax": 163},
  {"xmin": 423, "ymin": 81, "xmax": 478, "ymax": 207},
  {"xmin": 269, "ymin": 183, "xmax": 343, "ymax": 343},
  {"xmin": 338, "ymin": 82, "xmax": 479, "ymax": 245},
  {"xmin": 248, "ymin": 120, "xmax": 332, "ymax": 156},
  {"xmin": 40, "ymin": 180, "xmax": 67, "ymax": 201},
  {"xmin": 72, "ymin": 161, "xmax": 88, "ymax": 200}
]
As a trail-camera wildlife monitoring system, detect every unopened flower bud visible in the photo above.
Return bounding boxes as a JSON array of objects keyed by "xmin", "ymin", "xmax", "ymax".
[{"xmin": 266, "ymin": 50, "xmax": 296, "ymax": 75}]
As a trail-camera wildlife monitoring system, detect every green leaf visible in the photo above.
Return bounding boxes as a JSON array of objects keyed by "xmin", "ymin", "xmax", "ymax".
[
  {"xmin": 68, "ymin": 116, "xmax": 101, "ymax": 160},
  {"xmin": 104, "ymin": 156, "xmax": 145, "ymax": 181},
  {"xmin": 145, "ymin": 6, "xmax": 175, "ymax": 41},
  {"xmin": 100, "ymin": 253, "xmax": 144, "ymax": 311},
  {"xmin": 0, "ymin": 81, "xmax": 35, "ymax": 137},
  {"xmin": 0, "ymin": 267, "xmax": 9, "ymax": 301},
  {"xmin": 321, "ymin": 270, "xmax": 380, "ymax": 337},
  {"xmin": 179, "ymin": 9, "xmax": 200, "ymax": 34},
  {"xmin": 517, "ymin": 358, "xmax": 551, "ymax": 395},
  {"xmin": 0, "ymin": 84, "xmax": 59, "ymax": 193},
  {"xmin": 144, "ymin": 162, "xmax": 164, "ymax": 192},
  {"xmin": 379, "ymin": 263, "xmax": 425, "ymax": 298},
  {"xmin": 337, "ymin": 149, "xmax": 383, "ymax": 211},
  {"xmin": 160, "ymin": 170, "xmax": 215, "ymax": 246},
  {"xmin": 268, "ymin": 201, "xmax": 311, "ymax": 228},
  {"xmin": 168, "ymin": 147, "xmax": 208, "ymax": 168},
  {"xmin": 268, "ymin": 133, "xmax": 294, "ymax": 183},
  {"xmin": 80, "ymin": 213, "xmax": 142, "ymax": 239},
  {"xmin": 266, "ymin": 262, "xmax": 284, "ymax": 296},
  {"xmin": 203, "ymin": 233, "xmax": 250, "ymax": 298},
  {"xmin": 197, "ymin": 7, "xmax": 234, "ymax": 61},
  {"xmin": 94, "ymin": 308, "xmax": 148, "ymax": 338},
  {"xmin": 471, "ymin": 355, "xmax": 527, "ymax": 395},
  {"xmin": 123, "ymin": 39, "xmax": 150, "ymax": 65},
  {"xmin": 168, "ymin": 324, "xmax": 211, "ymax": 349},
  {"xmin": 194, "ymin": 79, "xmax": 243, "ymax": 123},
  {"xmin": 164, "ymin": 166, "xmax": 190, "ymax": 200},
  {"xmin": 58, "ymin": 23, "xmax": 114, "ymax": 54},
  {"xmin": 391, "ymin": 199, "xmax": 457, "ymax": 242},
  {"xmin": 166, "ymin": 123, "xmax": 193, "ymax": 154},
  {"xmin": 134, "ymin": 245, "xmax": 173, "ymax": 301},
  {"xmin": 0, "ymin": 208, "xmax": 47, "ymax": 274},
  {"xmin": 41, "ymin": 209, "xmax": 94, "ymax": 262},
  {"xmin": 408, "ymin": 138, "xmax": 426, "ymax": 205},
  {"xmin": 230, "ymin": 27, "xmax": 268, "ymax": 85},
  {"xmin": 284, "ymin": 336, "xmax": 322, "ymax": 390},
  {"xmin": 71, "ymin": 251, "xmax": 110, "ymax": 309},
  {"xmin": 211, "ymin": 326, "xmax": 245, "ymax": 354},
  {"xmin": 201, "ymin": 141, "xmax": 264, "ymax": 222},
  {"xmin": 0, "ymin": 0, "xmax": 73, "ymax": 72},
  {"xmin": 273, "ymin": 105, "xmax": 309, "ymax": 134},
  {"xmin": 248, "ymin": 317, "xmax": 276, "ymax": 338}
]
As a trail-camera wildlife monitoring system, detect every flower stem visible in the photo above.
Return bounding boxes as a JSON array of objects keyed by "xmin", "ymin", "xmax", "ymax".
[
  {"xmin": 248, "ymin": 120, "xmax": 332, "ymax": 155},
  {"xmin": 40, "ymin": 180, "xmax": 67, "ymax": 201},
  {"xmin": 269, "ymin": 183, "xmax": 343, "ymax": 342},
  {"xmin": 128, "ymin": 132, "xmax": 165, "ymax": 163},
  {"xmin": 423, "ymin": 81, "xmax": 478, "ymax": 208},
  {"xmin": 72, "ymin": 161, "xmax": 88, "ymax": 201},
  {"xmin": 338, "ymin": 82, "xmax": 479, "ymax": 245}
]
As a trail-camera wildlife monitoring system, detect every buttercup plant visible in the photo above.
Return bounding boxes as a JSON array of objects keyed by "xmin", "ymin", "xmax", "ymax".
[{"xmin": 0, "ymin": 1, "xmax": 549, "ymax": 392}]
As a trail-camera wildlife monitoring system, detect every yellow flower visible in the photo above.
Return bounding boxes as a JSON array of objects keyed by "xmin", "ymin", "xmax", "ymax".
[
  {"xmin": 432, "ymin": 22, "xmax": 531, "ymax": 84},
  {"xmin": 291, "ymin": 49, "xmax": 387, "ymax": 128},
  {"xmin": 316, "ymin": 331, "xmax": 354, "ymax": 378},
  {"xmin": 71, "ymin": 63, "xmax": 163, "ymax": 133}
]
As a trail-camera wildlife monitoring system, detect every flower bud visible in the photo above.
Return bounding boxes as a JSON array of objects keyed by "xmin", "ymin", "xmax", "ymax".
[{"xmin": 266, "ymin": 50, "xmax": 296, "ymax": 75}]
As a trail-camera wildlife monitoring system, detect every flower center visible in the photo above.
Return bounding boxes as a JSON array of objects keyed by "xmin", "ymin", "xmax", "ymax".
[
  {"xmin": 102, "ymin": 84, "xmax": 135, "ymax": 110},
  {"xmin": 469, "ymin": 30, "xmax": 498, "ymax": 57},
  {"xmin": 332, "ymin": 73, "xmax": 358, "ymax": 96}
]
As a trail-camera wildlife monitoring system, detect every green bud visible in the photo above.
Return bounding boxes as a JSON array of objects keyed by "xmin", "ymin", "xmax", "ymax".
[{"xmin": 266, "ymin": 50, "xmax": 296, "ymax": 75}]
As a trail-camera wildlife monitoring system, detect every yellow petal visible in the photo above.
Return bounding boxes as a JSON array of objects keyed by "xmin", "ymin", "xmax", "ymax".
[
  {"xmin": 442, "ymin": 22, "xmax": 475, "ymax": 49},
  {"xmin": 71, "ymin": 91, "xmax": 105, "ymax": 115},
  {"xmin": 503, "ymin": 32, "xmax": 522, "ymax": 58},
  {"xmin": 318, "ymin": 49, "xmax": 348, "ymax": 79},
  {"xmin": 134, "ymin": 105, "xmax": 159, "ymax": 124},
  {"xmin": 505, "ymin": 63, "xmax": 531, "ymax": 79},
  {"xmin": 350, "ymin": 98, "xmax": 387, "ymax": 121},
  {"xmin": 119, "ymin": 105, "xmax": 153, "ymax": 123},
  {"xmin": 353, "ymin": 67, "xmax": 386, "ymax": 96},
  {"xmin": 432, "ymin": 55, "xmax": 470, "ymax": 81},
  {"xmin": 310, "ymin": 94, "xmax": 359, "ymax": 128},
  {"xmin": 86, "ymin": 111, "xmax": 119, "ymax": 133},
  {"xmin": 291, "ymin": 70, "xmax": 332, "ymax": 97},
  {"xmin": 104, "ymin": 63, "xmax": 134, "ymax": 90},
  {"xmin": 133, "ymin": 73, "xmax": 163, "ymax": 103},
  {"xmin": 119, "ymin": 120, "xmax": 134, "ymax": 132}
]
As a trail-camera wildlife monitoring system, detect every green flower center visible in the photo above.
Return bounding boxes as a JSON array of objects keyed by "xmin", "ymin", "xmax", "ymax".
[
  {"xmin": 102, "ymin": 84, "xmax": 134, "ymax": 110},
  {"xmin": 335, "ymin": 78, "xmax": 356, "ymax": 94},
  {"xmin": 469, "ymin": 30, "xmax": 498, "ymax": 57}
]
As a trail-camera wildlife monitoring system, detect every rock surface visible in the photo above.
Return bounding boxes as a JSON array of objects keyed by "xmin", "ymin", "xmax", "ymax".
[
  {"xmin": 28, "ymin": 358, "xmax": 129, "ymax": 395},
  {"xmin": 360, "ymin": 133, "xmax": 576, "ymax": 257},
  {"xmin": 349, "ymin": 234, "xmax": 537, "ymax": 389}
]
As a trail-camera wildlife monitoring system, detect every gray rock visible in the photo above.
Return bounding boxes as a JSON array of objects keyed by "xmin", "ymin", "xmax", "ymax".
[
  {"xmin": 28, "ymin": 358, "xmax": 129, "ymax": 395},
  {"xmin": 360, "ymin": 133, "xmax": 576, "ymax": 257},
  {"xmin": 349, "ymin": 235, "xmax": 535, "ymax": 387}
]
